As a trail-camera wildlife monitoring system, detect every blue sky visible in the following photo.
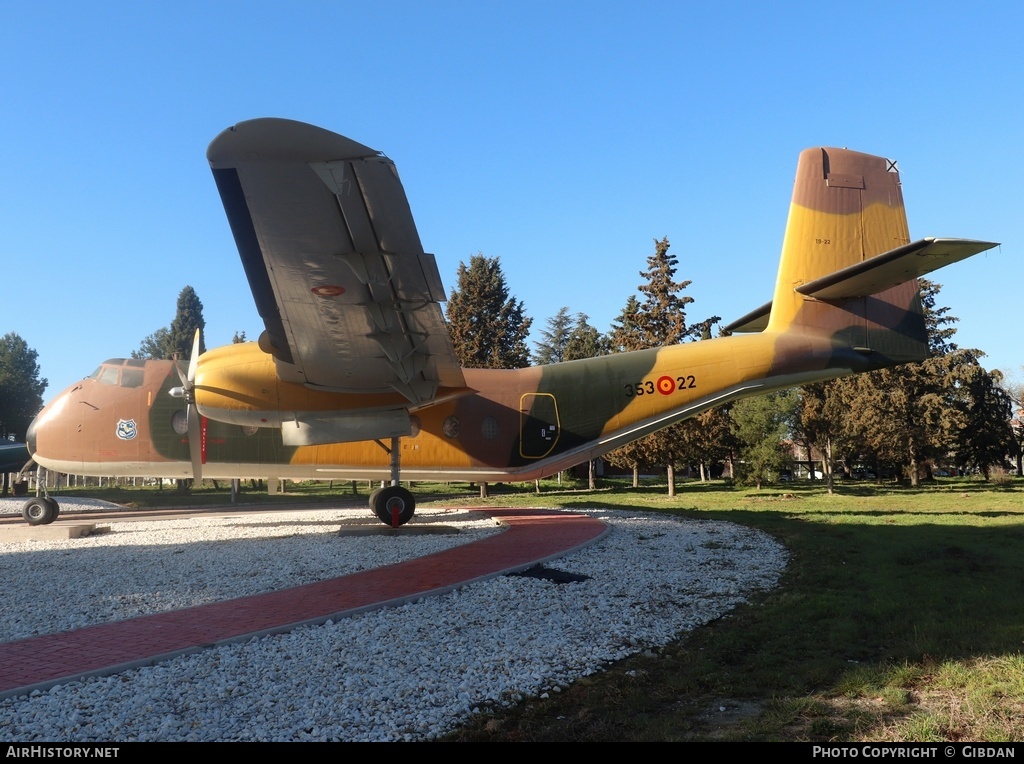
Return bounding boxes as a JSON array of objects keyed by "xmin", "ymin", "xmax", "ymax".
[{"xmin": 2, "ymin": 1, "xmax": 1020, "ymax": 398}]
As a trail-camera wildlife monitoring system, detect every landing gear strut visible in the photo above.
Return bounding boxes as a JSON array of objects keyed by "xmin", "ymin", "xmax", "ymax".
[{"xmin": 370, "ymin": 435, "xmax": 415, "ymax": 527}]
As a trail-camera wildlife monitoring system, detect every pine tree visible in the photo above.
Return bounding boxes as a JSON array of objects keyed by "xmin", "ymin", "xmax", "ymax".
[
  {"xmin": 446, "ymin": 254, "xmax": 532, "ymax": 369},
  {"xmin": 532, "ymin": 307, "xmax": 573, "ymax": 365},
  {"xmin": 835, "ymin": 280, "xmax": 1002, "ymax": 485},
  {"xmin": 132, "ymin": 327, "xmax": 171, "ymax": 361},
  {"xmin": 672, "ymin": 407, "xmax": 735, "ymax": 482},
  {"xmin": 0, "ymin": 333, "xmax": 48, "ymax": 442},
  {"xmin": 609, "ymin": 295, "xmax": 644, "ymax": 353},
  {"xmin": 796, "ymin": 380, "xmax": 857, "ymax": 494},
  {"xmin": 133, "ymin": 286, "xmax": 206, "ymax": 360},
  {"xmin": 730, "ymin": 390, "xmax": 799, "ymax": 489},
  {"xmin": 167, "ymin": 286, "xmax": 206, "ymax": 359},
  {"xmin": 604, "ymin": 238, "xmax": 720, "ymax": 493},
  {"xmin": 562, "ymin": 313, "xmax": 610, "ymax": 362},
  {"xmin": 634, "ymin": 237, "xmax": 696, "ymax": 345},
  {"xmin": 952, "ymin": 364, "xmax": 1015, "ymax": 478}
]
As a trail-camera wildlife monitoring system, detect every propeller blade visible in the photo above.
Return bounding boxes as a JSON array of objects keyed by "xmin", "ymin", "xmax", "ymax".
[
  {"xmin": 173, "ymin": 357, "xmax": 189, "ymax": 389},
  {"xmin": 187, "ymin": 405, "xmax": 203, "ymax": 484},
  {"xmin": 187, "ymin": 329, "xmax": 200, "ymax": 385},
  {"xmin": 176, "ymin": 328, "xmax": 204, "ymax": 482}
]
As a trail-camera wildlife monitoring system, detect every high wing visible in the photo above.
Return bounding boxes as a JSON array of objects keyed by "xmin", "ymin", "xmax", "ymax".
[{"xmin": 207, "ymin": 118, "xmax": 465, "ymax": 407}]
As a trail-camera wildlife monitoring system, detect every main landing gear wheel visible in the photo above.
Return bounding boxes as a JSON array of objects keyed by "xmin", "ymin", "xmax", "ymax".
[
  {"xmin": 23, "ymin": 497, "xmax": 59, "ymax": 525},
  {"xmin": 371, "ymin": 485, "xmax": 415, "ymax": 527}
]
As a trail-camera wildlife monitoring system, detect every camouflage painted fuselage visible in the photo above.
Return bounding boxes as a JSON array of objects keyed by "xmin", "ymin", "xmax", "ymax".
[
  {"xmin": 28, "ymin": 330, "xmax": 845, "ymax": 482},
  {"xmin": 27, "ymin": 146, "xmax": 988, "ymax": 483}
]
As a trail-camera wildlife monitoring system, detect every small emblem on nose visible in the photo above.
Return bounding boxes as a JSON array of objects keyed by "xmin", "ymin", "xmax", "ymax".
[{"xmin": 116, "ymin": 419, "xmax": 138, "ymax": 441}]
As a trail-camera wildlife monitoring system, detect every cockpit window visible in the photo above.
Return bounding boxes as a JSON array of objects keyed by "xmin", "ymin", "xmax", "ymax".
[
  {"xmin": 88, "ymin": 359, "xmax": 148, "ymax": 387},
  {"xmin": 121, "ymin": 368, "xmax": 144, "ymax": 388}
]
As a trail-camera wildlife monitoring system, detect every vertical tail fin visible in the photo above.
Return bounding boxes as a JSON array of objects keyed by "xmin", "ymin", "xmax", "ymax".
[{"xmin": 767, "ymin": 147, "xmax": 927, "ymax": 363}]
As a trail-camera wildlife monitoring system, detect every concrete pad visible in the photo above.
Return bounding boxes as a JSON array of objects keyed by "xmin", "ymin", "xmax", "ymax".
[
  {"xmin": 337, "ymin": 524, "xmax": 461, "ymax": 537},
  {"xmin": 0, "ymin": 524, "xmax": 109, "ymax": 542}
]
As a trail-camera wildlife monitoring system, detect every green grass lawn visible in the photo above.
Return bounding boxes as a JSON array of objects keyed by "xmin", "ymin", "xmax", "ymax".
[
  {"xmin": 36, "ymin": 475, "xmax": 1024, "ymax": 741},
  {"xmin": 437, "ymin": 476, "xmax": 1024, "ymax": 741}
]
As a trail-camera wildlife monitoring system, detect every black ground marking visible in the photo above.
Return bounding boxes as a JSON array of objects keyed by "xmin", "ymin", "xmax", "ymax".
[{"xmin": 508, "ymin": 565, "xmax": 591, "ymax": 584}]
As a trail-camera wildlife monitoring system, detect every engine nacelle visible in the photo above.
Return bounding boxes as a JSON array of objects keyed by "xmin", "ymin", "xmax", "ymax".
[{"xmin": 192, "ymin": 342, "xmax": 415, "ymax": 443}]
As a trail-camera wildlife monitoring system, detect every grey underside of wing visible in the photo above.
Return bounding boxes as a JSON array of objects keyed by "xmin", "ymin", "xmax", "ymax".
[{"xmin": 209, "ymin": 119, "xmax": 465, "ymax": 405}]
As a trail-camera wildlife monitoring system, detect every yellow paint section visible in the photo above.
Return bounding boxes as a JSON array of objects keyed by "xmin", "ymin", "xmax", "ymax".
[
  {"xmin": 195, "ymin": 342, "xmax": 419, "ymax": 422},
  {"xmin": 599, "ymin": 332, "xmax": 783, "ymax": 438},
  {"xmin": 285, "ymin": 398, "xmax": 477, "ymax": 472},
  {"xmin": 768, "ymin": 200, "xmax": 911, "ymax": 333}
]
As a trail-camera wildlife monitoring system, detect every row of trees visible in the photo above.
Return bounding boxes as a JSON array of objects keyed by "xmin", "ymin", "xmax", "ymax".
[
  {"xmin": 443, "ymin": 244, "xmax": 1021, "ymax": 490},
  {"xmin": 791, "ymin": 287, "xmax": 1017, "ymax": 492}
]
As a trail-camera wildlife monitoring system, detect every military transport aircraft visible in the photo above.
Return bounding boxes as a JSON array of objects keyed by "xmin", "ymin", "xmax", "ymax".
[{"xmin": 21, "ymin": 118, "xmax": 996, "ymax": 526}]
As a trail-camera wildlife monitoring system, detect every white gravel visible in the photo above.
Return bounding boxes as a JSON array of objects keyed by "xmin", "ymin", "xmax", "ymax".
[{"xmin": 0, "ymin": 503, "xmax": 787, "ymax": 742}]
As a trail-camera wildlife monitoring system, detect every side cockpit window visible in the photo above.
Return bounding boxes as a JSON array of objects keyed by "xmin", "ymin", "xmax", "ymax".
[{"xmin": 98, "ymin": 367, "xmax": 120, "ymax": 386}]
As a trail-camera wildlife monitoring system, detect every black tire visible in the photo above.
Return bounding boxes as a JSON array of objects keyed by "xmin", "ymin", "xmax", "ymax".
[
  {"xmin": 23, "ymin": 497, "xmax": 57, "ymax": 525},
  {"xmin": 45, "ymin": 496, "xmax": 60, "ymax": 520},
  {"xmin": 371, "ymin": 485, "xmax": 415, "ymax": 526}
]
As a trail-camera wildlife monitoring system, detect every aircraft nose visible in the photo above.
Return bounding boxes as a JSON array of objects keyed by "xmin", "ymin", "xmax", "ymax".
[{"xmin": 26, "ymin": 415, "xmax": 38, "ymax": 457}]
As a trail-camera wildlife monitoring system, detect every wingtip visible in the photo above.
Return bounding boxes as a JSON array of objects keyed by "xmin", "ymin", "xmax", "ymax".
[{"xmin": 207, "ymin": 118, "xmax": 380, "ymax": 167}]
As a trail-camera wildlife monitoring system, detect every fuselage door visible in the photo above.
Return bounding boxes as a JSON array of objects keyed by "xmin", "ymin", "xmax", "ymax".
[{"xmin": 519, "ymin": 392, "xmax": 559, "ymax": 459}]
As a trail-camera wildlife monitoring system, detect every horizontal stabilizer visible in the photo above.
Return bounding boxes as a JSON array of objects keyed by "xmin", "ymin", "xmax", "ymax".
[
  {"xmin": 796, "ymin": 237, "xmax": 997, "ymax": 300},
  {"xmin": 725, "ymin": 237, "xmax": 997, "ymax": 333},
  {"xmin": 724, "ymin": 302, "xmax": 772, "ymax": 334}
]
